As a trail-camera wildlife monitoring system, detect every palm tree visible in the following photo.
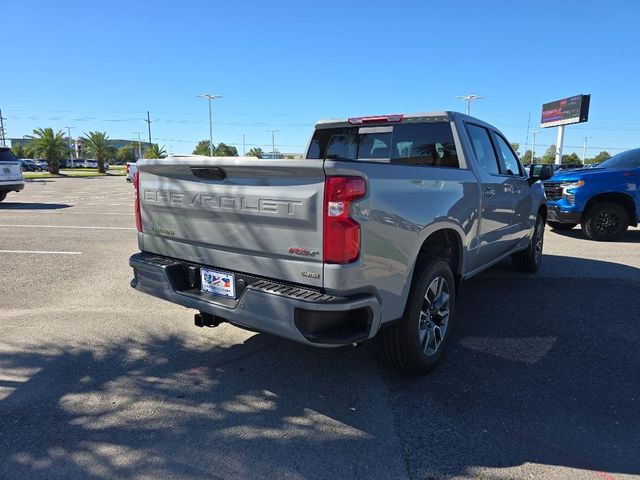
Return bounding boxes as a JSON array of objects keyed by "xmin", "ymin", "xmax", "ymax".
[
  {"xmin": 247, "ymin": 147, "xmax": 263, "ymax": 158},
  {"xmin": 82, "ymin": 131, "xmax": 116, "ymax": 173},
  {"xmin": 25, "ymin": 128, "xmax": 68, "ymax": 174},
  {"xmin": 144, "ymin": 143, "xmax": 167, "ymax": 159}
]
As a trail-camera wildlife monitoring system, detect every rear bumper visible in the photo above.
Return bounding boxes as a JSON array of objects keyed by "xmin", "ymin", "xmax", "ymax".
[
  {"xmin": 0, "ymin": 181, "xmax": 24, "ymax": 193},
  {"xmin": 547, "ymin": 205, "xmax": 582, "ymax": 224},
  {"xmin": 129, "ymin": 252, "xmax": 382, "ymax": 347}
]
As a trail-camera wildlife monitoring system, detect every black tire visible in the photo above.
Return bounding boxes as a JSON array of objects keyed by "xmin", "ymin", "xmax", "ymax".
[
  {"xmin": 547, "ymin": 221, "xmax": 577, "ymax": 231},
  {"xmin": 376, "ymin": 257, "xmax": 456, "ymax": 374},
  {"xmin": 581, "ymin": 202, "xmax": 629, "ymax": 241},
  {"xmin": 0, "ymin": 192, "xmax": 6, "ymax": 203},
  {"xmin": 512, "ymin": 214, "xmax": 545, "ymax": 273}
]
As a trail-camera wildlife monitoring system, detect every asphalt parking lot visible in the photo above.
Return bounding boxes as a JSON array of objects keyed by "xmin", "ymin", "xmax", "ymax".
[{"xmin": 1, "ymin": 176, "xmax": 639, "ymax": 480}]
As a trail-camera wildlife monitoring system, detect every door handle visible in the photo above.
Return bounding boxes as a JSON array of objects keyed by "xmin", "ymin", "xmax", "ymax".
[{"xmin": 484, "ymin": 187, "xmax": 495, "ymax": 197}]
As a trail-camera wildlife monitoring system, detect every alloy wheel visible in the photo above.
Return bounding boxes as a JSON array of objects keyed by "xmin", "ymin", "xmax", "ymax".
[{"xmin": 418, "ymin": 276, "xmax": 450, "ymax": 356}]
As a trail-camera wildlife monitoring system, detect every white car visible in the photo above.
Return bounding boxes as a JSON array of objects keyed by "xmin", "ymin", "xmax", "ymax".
[
  {"xmin": 126, "ymin": 162, "xmax": 137, "ymax": 183},
  {"xmin": 0, "ymin": 146, "xmax": 25, "ymax": 202}
]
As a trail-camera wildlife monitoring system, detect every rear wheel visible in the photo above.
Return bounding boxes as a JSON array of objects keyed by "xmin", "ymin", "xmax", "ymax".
[
  {"xmin": 547, "ymin": 221, "xmax": 577, "ymax": 231},
  {"xmin": 512, "ymin": 214, "xmax": 544, "ymax": 272},
  {"xmin": 376, "ymin": 257, "xmax": 456, "ymax": 374},
  {"xmin": 581, "ymin": 202, "xmax": 628, "ymax": 241},
  {"xmin": 0, "ymin": 192, "xmax": 6, "ymax": 202}
]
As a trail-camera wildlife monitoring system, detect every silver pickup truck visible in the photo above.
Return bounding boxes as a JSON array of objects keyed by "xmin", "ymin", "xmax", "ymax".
[{"xmin": 129, "ymin": 111, "xmax": 551, "ymax": 373}]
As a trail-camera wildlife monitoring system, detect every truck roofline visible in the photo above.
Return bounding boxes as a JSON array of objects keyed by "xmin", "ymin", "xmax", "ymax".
[{"xmin": 314, "ymin": 111, "xmax": 486, "ymax": 129}]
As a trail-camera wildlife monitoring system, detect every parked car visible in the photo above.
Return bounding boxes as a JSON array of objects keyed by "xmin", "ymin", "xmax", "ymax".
[
  {"xmin": 35, "ymin": 159, "xmax": 48, "ymax": 170},
  {"xmin": 544, "ymin": 147, "xmax": 640, "ymax": 240},
  {"xmin": 0, "ymin": 147, "xmax": 25, "ymax": 202},
  {"xmin": 20, "ymin": 159, "xmax": 39, "ymax": 172},
  {"xmin": 129, "ymin": 111, "xmax": 551, "ymax": 373},
  {"xmin": 126, "ymin": 162, "xmax": 137, "ymax": 183}
]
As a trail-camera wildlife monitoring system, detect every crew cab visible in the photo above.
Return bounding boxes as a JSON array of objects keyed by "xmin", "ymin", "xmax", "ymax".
[
  {"xmin": 0, "ymin": 146, "xmax": 25, "ymax": 202},
  {"xmin": 544, "ymin": 147, "xmax": 640, "ymax": 240},
  {"xmin": 129, "ymin": 112, "xmax": 550, "ymax": 373}
]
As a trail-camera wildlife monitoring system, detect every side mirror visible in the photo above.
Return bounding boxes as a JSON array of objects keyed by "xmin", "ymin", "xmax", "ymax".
[{"xmin": 528, "ymin": 164, "xmax": 553, "ymax": 185}]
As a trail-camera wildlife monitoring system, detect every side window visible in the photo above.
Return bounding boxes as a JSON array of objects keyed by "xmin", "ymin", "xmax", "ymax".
[
  {"xmin": 493, "ymin": 133, "xmax": 523, "ymax": 176},
  {"xmin": 390, "ymin": 122, "xmax": 459, "ymax": 168},
  {"xmin": 465, "ymin": 124, "xmax": 499, "ymax": 175}
]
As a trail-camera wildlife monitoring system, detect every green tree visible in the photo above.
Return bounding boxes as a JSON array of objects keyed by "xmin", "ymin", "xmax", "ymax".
[
  {"xmin": 214, "ymin": 143, "xmax": 238, "ymax": 156},
  {"xmin": 562, "ymin": 152, "xmax": 581, "ymax": 165},
  {"xmin": 510, "ymin": 143, "xmax": 520, "ymax": 156},
  {"xmin": 11, "ymin": 143, "xmax": 25, "ymax": 159},
  {"xmin": 584, "ymin": 151, "xmax": 611, "ymax": 165},
  {"xmin": 82, "ymin": 131, "xmax": 116, "ymax": 173},
  {"xmin": 193, "ymin": 140, "xmax": 212, "ymax": 156},
  {"xmin": 144, "ymin": 143, "xmax": 167, "ymax": 159},
  {"xmin": 247, "ymin": 147, "xmax": 263, "ymax": 158},
  {"xmin": 521, "ymin": 149, "xmax": 535, "ymax": 164},
  {"xmin": 25, "ymin": 128, "xmax": 67, "ymax": 174},
  {"xmin": 118, "ymin": 144, "xmax": 138, "ymax": 164},
  {"xmin": 541, "ymin": 144, "xmax": 556, "ymax": 164}
]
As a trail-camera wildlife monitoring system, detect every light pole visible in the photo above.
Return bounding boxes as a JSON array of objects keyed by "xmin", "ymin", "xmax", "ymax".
[
  {"xmin": 133, "ymin": 131, "xmax": 142, "ymax": 160},
  {"xmin": 64, "ymin": 126, "xmax": 74, "ymax": 160},
  {"xmin": 455, "ymin": 94, "xmax": 483, "ymax": 115},
  {"xmin": 267, "ymin": 129, "xmax": 279, "ymax": 159},
  {"xmin": 198, "ymin": 94, "xmax": 222, "ymax": 157},
  {"xmin": 582, "ymin": 136, "xmax": 592, "ymax": 164},
  {"xmin": 240, "ymin": 134, "xmax": 248, "ymax": 156},
  {"xmin": 530, "ymin": 131, "xmax": 538, "ymax": 164}
]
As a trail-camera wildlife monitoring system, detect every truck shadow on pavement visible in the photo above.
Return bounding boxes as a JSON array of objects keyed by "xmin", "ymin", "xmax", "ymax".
[
  {"xmin": 0, "ymin": 202, "xmax": 71, "ymax": 210},
  {"xmin": 547, "ymin": 226, "xmax": 640, "ymax": 243},
  {"xmin": 0, "ymin": 255, "xmax": 638, "ymax": 479}
]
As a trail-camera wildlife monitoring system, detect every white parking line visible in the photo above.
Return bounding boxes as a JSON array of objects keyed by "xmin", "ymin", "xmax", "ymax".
[
  {"xmin": 3, "ymin": 211, "xmax": 134, "ymax": 216},
  {"xmin": 0, "ymin": 224, "xmax": 135, "ymax": 230},
  {"xmin": 0, "ymin": 250, "xmax": 82, "ymax": 255}
]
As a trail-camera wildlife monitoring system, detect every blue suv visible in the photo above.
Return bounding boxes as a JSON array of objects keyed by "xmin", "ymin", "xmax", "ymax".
[{"xmin": 544, "ymin": 148, "xmax": 640, "ymax": 241}]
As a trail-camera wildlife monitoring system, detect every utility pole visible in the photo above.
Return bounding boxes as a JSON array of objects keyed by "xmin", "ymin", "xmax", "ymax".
[
  {"xmin": 530, "ymin": 131, "xmax": 538, "ymax": 164},
  {"xmin": 0, "ymin": 109, "xmax": 6, "ymax": 146},
  {"xmin": 145, "ymin": 111, "xmax": 152, "ymax": 146},
  {"xmin": 582, "ymin": 136, "xmax": 591, "ymax": 164},
  {"xmin": 64, "ymin": 126, "xmax": 74, "ymax": 160},
  {"xmin": 197, "ymin": 94, "xmax": 222, "ymax": 157},
  {"xmin": 133, "ymin": 132, "xmax": 142, "ymax": 159},
  {"xmin": 241, "ymin": 134, "xmax": 247, "ymax": 156},
  {"xmin": 523, "ymin": 112, "xmax": 531, "ymax": 160},
  {"xmin": 267, "ymin": 129, "xmax": 279, "ymax": 159},
  {"xmin": 455, "ymin": 94, "xmax": 483, "ymax": 115}
]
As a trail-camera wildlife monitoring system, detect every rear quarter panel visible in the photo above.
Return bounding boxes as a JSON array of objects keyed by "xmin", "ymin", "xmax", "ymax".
[{"xmin": 323, "ymin": 160, "xmax": 479, "ymax": 321}]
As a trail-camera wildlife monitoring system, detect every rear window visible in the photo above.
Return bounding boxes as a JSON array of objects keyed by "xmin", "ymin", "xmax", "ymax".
[
  {"xmin": 307, "ymin": 122, "xmax": 459, "ymax": 168},
  {"xmin": 0, "ymin": 149, "xmax": 18, "ymax": 163}
]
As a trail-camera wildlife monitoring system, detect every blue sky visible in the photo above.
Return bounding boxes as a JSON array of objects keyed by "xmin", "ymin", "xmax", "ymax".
[{"xmin": 2, "ymin": 0, "xmax": 639, "ymax": 157}]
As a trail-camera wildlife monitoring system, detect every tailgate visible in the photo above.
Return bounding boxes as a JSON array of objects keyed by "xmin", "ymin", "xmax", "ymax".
[
  {"xmin": 137, "ymin": 157, "xmax": 325, "ymax": 287},
  {"xmin": 0, "ymin": 148, "xmax": 24, "ymax": 181}
]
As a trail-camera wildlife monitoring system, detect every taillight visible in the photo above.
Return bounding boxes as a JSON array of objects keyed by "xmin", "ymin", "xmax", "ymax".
[
  {"xmin": 323, "ymin": 176, "xmax": 366, "ymax": 264},
  {"xmin": 126, "ymin": 163, "xmax": 130, "ymax": 174},
  {"xmin": 133, "ymin": 171, "xmax": 142, "ymax": 232}
]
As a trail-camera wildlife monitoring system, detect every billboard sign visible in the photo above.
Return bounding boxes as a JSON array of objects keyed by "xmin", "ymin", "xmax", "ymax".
[{"xmin": 541, "ymin": 94, "xmax": 590, "ymax": 128}]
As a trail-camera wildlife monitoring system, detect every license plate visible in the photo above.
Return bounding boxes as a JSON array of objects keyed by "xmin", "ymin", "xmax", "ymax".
[{"xmin": 200, "ymin": 268, "xmax": 236, "ymax": 299}]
